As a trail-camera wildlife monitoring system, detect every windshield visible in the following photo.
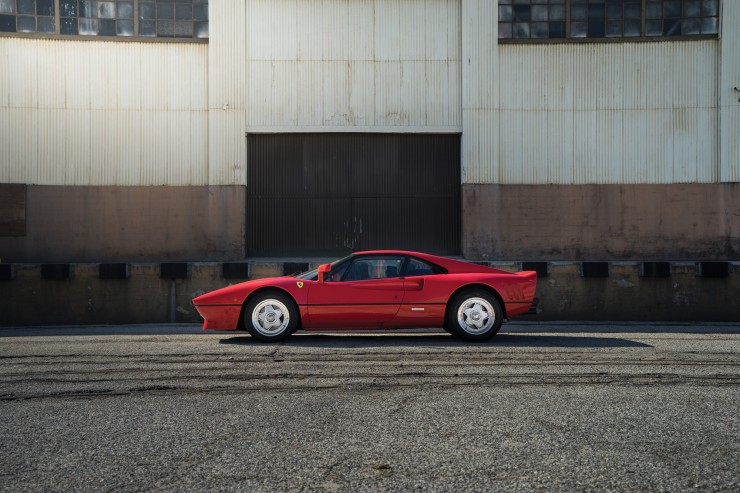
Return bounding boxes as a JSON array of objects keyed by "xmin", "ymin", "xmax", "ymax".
[{"xmin": 294, "ymin": 255, "xmax": 353, "ymax": 280}]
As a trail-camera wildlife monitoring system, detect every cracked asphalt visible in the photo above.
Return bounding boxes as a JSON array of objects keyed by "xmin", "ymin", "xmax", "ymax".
[{"xmin": 0, "ymin": 323, "xmax": 738, "ymax": 492}]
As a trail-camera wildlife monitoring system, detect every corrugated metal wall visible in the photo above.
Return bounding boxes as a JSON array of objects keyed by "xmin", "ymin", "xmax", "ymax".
[
  {"xmin": 461, "ymin": 0, "xmax": 499, "ymax": 184},
  {"xmin": 244, "ymin": 0, "xmax": 461, "ymax": 132},
  {"xmin": 208, "ymin": 1, "xmax": 247, "ymax": 186},
  {"xmin": 0, "ymin": 38, "xmax": 208, "ymax": 186},
  {"xmin": 720, "ymin": 1, "xmax": 740, "ymax": 182},
  {"xmin": 474, "ymin": 40, "xmax": 720, "ymax": 185}
]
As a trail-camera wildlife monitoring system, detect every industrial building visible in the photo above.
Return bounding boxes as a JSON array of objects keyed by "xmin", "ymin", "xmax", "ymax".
[{"xmin": 1, "ymin": 1, "xmax": 738, "ymax": 324}]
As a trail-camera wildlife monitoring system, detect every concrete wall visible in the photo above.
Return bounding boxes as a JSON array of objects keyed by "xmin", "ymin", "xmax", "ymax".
[
  {"xmin": 0, "ymin": 185, "xmax": 245, "ymax": 263},
  {"xmin": 462, "ymin": 183, "xmax": 740, "ymax": 261},
  {"xmin": 1, "ymin": 260, "xmax": 737, "ymax": 326}
]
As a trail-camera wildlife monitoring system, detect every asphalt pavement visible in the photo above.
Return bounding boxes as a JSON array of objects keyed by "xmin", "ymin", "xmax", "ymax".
[{"xmin": 0, "ymin": 323, "xmax": 738, "ymax": 492}]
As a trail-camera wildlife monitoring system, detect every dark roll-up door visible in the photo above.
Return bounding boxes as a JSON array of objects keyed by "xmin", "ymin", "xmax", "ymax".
[{"xmin": 247, "ymin": 133, "xmax": 460, "ymax": 256}]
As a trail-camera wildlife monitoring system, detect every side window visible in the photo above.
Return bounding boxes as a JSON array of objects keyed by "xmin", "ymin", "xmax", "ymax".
[
  {"xmin": 340, "ymin": 257, "xmax": 404, "ymax": 282},
  {"xmin": 404, "ymin": 258, "xmax": 439, "ymax": 277},
  {"xmin": 326, "ymin": 264, "xmax": 348, "ymax": 282}
]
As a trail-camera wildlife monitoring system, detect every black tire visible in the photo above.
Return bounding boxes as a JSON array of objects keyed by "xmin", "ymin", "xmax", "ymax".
[
  {"xmin": 445, "ymin": 289, "xmax": 503, "ymax": 342},
  {"xmin": 243, "ymin": 291, "xmax": 299, "ymax": 342}
]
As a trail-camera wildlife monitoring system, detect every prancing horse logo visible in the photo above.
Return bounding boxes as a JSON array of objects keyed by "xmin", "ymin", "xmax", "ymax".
[{"xmin": 296, "ymin": 282, "xmax": 304, "ymax": 288}]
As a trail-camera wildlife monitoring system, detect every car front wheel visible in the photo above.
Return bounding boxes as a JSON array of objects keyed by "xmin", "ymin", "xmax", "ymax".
[
  {"xmin": 244, "ymin": 292, "xmax": 299, "ymax": 342},
  {"xmin": 445, "ymin": 290, "xmax": 503, "ymax": 342}
]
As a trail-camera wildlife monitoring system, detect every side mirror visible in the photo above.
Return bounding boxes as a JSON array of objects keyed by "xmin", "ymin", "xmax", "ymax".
[{"xmin": 317, "ymin": 263, "xmax": 331, "ymax": 284}]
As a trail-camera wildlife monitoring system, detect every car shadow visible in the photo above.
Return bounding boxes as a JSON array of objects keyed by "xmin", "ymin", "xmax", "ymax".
[{"xmin": 219, "ymin": 332, "xmax": 653, "ymax": 349}]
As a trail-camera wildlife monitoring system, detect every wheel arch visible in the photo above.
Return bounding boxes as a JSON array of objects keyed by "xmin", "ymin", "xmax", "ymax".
[
  {"xmin": 444, "ymin": 283, "xmax": 507, "ymax": 325},
  {"xmin": 237, "ymin": 287, "xmax": 301, "ymax": 331}
]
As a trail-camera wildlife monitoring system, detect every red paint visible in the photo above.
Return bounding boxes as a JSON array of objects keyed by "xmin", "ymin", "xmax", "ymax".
[{"xmin": 192, "ymin": 250, "xmax": 537, "ymax": 333}]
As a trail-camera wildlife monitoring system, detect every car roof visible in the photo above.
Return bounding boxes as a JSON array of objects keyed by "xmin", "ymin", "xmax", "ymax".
[{"xmin": 351, "ymin": 250, "xmax": 498, "ymax": 274}]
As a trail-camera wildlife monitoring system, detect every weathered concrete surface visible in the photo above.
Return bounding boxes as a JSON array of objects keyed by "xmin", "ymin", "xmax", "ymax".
[
  {"xmin": 0, "ymin": 261, "xmax": 738, "ymax": 325},
  {"xmin": 0, "ymin": 184, "xmax": 26, "ymax": 237},
  {"xmin": 0, "ymin": 325, "xmax": 738, "ymax": 492},
  {"xmin": 0, "ymin": 185, "xmax": 246, "ymax": 262},
  {"xmin": 462, "ymin": 183, "xmax": 740, "ymax": 260}
]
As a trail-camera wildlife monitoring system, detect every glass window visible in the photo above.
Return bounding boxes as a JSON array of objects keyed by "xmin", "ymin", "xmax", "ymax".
[
  {"xmin": 0, "ymin": 0, "xmax": 207, "ymax": 38},
  {"xmin": 499, "ymin": 0, "xmax": 720, "ymax": 40},
  {"xmin": 404, "ymin": 258, "xmax": 440, "ymax": 277},
  {"xmin": 339, "ymin": 257, "xmax": 404, "ymax": 282}
]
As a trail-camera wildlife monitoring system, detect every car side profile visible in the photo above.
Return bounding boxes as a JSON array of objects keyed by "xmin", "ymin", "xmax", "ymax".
[{"xmin": 192, "ymin": 250, "xmax": 537, "ymax": 342}]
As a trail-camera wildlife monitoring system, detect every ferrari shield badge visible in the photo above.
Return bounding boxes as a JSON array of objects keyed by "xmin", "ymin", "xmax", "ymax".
[{"xmin": 296, "ymin": 281, "xmax": 304, "ymax": 288}]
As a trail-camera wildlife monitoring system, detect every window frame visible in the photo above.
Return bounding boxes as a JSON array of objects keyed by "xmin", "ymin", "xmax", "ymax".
[
  {"xmin": 498, "ymin": 0, "xmax": 721, "ymax": 44},
  {"xmin": 0, "ymin": 0, "xmax": 208, "ymax": 43}
]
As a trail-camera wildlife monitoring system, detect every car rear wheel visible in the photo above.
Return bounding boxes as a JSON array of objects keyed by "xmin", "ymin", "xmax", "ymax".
[
  {"xmin": 244, "ymin": 292, "xmax": 299, "ymax": 342},
  {"xmin": 445, "ymin": 289, "xmax": 503, "ymax": 342}
]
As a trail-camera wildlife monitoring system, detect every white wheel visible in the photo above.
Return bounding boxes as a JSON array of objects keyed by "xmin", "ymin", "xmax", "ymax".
[
  {"xmin": 446, "ymin": 290, "xmax": 503, "ymax": 342},
  {"xmin": 244, "ymin": 292, "xmax": 298, "ymax": 342}
]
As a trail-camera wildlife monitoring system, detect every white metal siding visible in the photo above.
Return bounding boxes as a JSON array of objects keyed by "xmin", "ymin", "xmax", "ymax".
[
  {"xmin": 461, "ymin": 0, "xmax": 499, "ymax": 184},
  {"xmin": 720, "ymin": 1, "xmax": 740, "ymax": 182},
  {"xmin": 208, "ymin": 0, "xmax": 247, "ymax": 186},
  {"xmin": 0, "ymin": 38, "xmax": 208, "ymax": 186},
  {"xmin": 489, "ymin": 40, "xmax": 720, "ymax": 185},
  {"xmin": 245, "ymin": 0, "xmax": 461, "ymax": 132}
]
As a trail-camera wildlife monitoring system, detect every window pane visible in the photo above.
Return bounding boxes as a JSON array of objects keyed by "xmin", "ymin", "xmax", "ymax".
[
  {"xmin": 60, "ymin": 0, "xmax": 77, "ymax": 17},
  {"xmin": 549, "ymin": 5, "xmax": 564, "ymax": 21},
  {"xmin": 624, "ymin": 2, "xmax": 641, "ymax": 20},
  {"xmin": 116, "ymin": 18, "xmax": 133, "ymax": 35},
  {"xmin": 174, "ymin": 20, "xmax": 192, "ymax": 36},
  {"xmin": 549, "ymin": 21, "xmax": 565, "ymax": 37},
  {"xmin": 116, "ymin": 2, "xmax": 134, "ymax": 19},
  {"xmin": 499, "ymin": 5, "xmax": 513, "ymax": 22},
  {"xmin": 571, "ymin": 4, "xmax": 586, "ymax": 20},
  {"xmin": 663, "ymin": 18, "xmax": 680, "ymax": 35},
  {"xmin": 0, "ymin": 0, "xmax": 15, "ymax": 14},
  {"xmin": 646, "ymin": 19, "xmax": 662, "ymax": 36},
  {"xmin": 531, "ymin": 5, "xmax": 547, "ymax": 21},
  {"xmin": 606, "ymin": 20, "xmax": 622, "ymax": 37},
  {"xmin": 157, "ymin": 19, "xmax": 174, "ymax": 36},
  {"xmin": 498, "ymin": 22, "xmax": 512, "ymax": 38},
  {"xmin": 157, "ymin": 2, "xmax": 174, "ymax": 20},
  {"xmin": 175, "ymin": 3, "xmax": 192, "ymax": 20},
  {"xmin": 78, "ymin": 17, "xmax": 97, "ymax": 34},
  {"xmin": 97, "ymin": 2, "xmax": 116, "ymax": 19},
  {"xmin": 624, "ymin": 19, "xmax": 641, "ymax": 36},
  {"xmin": 98, "ymin": 17, "xmax": 115, "ymax": 35},
  {"xmin": 664, "ymin": 1, "xmax": 681, "ymax": 18},
  {"xmin": 79, "ymin": 1, "xmax": 95, "ymax": 18},
  {"xmin": 60, "ymin": 16, "xmax": 78, "ymax": 34},
  {"xmin": 193, "ymin": 4, "xmax": 207, "ymax": 21},
  {"xmin": 36, "ymin": 0, "xmax": 53, "ymax": 16},
  {"xmin": 139, "ymin": 19, "xmax": 155, "ymax": 36},
  {"xmin": 139, "ymin": 2, "xmax": 155, "ymax": 20},
  {"xmin": 36, "ymin": 15, "xmax": 53, "ymax": 32},
  {"xmin": 0, "ymin": 13, "xmax": 15, "ymax": 30},
  {"xmin": 513, "ymin": 5, "xmax": 531, "ymax": 22},
  {"xmin": 701, "ymin": 16, "xmax": 718, "ymax": 34},
  {"xmin": 587, "ymin": 21, "xmax": 605, "ymax": 37},
  {"xmin": 702, "ymin": 0, "xmax": 718, "ymax": 17},
  {"xmin": 513, "ymin": 22, "xmax": 530, "ymax": 38},
  {"xmin": 17, "ymin": 15, "xmax": 35, "ymax": 31},
  {"xmin": 570, "ymin": 21, "xmax": 587, "ymax": 37},
  {"xmin": 683, "ymin": 1, "xmax": 701, "ymax": 17},
  {"xmin": 531, "ymin": 21, "xmax": 548, "ymax": 38},
  {"xmin": 681, "ymin": 18, "xmax": 700, "ymax": 35},
  {"xmin": 17, "ymin": 0, "xmax": 35, "ymax": 15},
  {"xmin": 646, "ymin": 2, "xmax": 661, "ymax": 18}
]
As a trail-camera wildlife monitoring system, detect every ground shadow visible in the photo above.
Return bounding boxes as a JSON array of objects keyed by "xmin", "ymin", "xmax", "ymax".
[{"xmin": 219, "ymin": 332, "xmax": 653, "ymax": 349}]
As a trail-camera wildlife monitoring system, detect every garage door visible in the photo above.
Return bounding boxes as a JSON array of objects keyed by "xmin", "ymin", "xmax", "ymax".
[{"xmin": 246, "ymin": 133, "xmax": 460, "ymax": 256}]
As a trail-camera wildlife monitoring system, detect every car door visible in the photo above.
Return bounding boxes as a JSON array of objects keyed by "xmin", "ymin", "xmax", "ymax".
[
  {"xmin": 306, "ymin": 256, "xmax": 405, "ymax": 328},
  {"xmin": 391, "ymin": 256, "xmax": 448, "ymax": 327}
]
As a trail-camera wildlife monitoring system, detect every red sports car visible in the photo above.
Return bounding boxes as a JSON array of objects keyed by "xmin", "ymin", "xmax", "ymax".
[{"xmin": 192, "ymin": 250, "xmax": 537, "ymax": 342}]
